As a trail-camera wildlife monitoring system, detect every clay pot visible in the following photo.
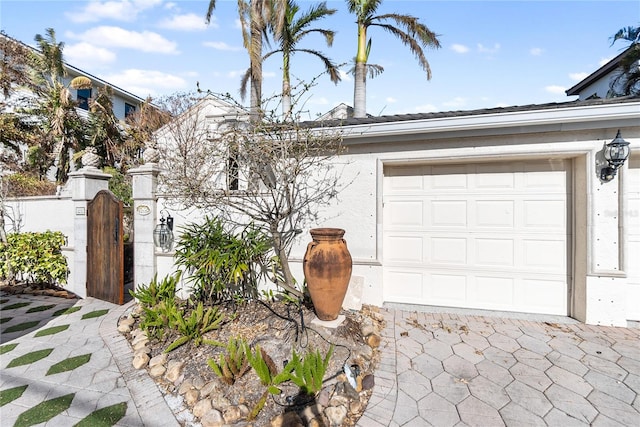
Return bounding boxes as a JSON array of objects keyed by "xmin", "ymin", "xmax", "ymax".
[{"xmin": 303, "ymin": 228, "xmax": 353, "ymax": 321}]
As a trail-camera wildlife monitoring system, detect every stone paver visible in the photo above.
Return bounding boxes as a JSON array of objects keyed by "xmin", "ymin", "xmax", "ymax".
[
  {"xmin": 362, "ymin": 307, "xmax": 640, "ymax": 426},
  {"xmin": 3, "ymin": 292, "xmax": 640, "ymax": 427}
]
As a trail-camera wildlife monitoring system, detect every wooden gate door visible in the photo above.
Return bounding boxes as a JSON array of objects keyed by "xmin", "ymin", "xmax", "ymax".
[{"xmin": 87, "ymin": 190, "xmax": 124, "ymax": 304}]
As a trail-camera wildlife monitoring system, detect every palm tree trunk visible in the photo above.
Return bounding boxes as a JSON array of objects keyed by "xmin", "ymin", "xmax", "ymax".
[
  {"xmin": 353, "ymin": 22, "xmax": 368, "ymax": 118},
  {"xmin": 282, "ymin": 52, "xmax": 291, "ymax": 119},
  {"xmin": 353, "ymin": 61, "xmax": 367, "ymax": 118},
  {"xmin": 249, "ymin": 0, "xmax": 263, "ymax": 121}
]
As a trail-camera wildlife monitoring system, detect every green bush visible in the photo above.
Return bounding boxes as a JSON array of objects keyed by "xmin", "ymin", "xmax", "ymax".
[
  {"xmin": 165, "ymin": 302, "xmax": 224, "ymax": 353},
  {"xmin": 103, "ymin": 167, "xmax": 132, "ymax": 207},
  {"xmin": 174, "ymin": 217, "xmax": 274, "ymax": 304},
  {"xmin": 3, "ymin": 173, "xmax": 57, "ymax": 197},
  {"xmin": 0, "ymin": 231, "xmax": 68, "ymax": 285}
]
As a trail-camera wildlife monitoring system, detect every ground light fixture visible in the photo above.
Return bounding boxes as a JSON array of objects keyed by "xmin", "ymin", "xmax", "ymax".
[
  {"xmin": 601, "ymin": 130, "xmax": 631, "ymax": 181},
  {"xmin": 153, "ymin": 210, "xmax": 174, "ymax": 252}
]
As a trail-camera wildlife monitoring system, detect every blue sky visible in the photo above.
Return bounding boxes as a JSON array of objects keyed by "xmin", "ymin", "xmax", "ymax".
[{"xmin": 1, "ymin": 0, "xmax": 638, "ymax": 118}]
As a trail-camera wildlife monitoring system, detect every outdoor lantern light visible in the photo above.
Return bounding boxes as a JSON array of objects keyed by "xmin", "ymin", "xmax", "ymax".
[
  {"xmin": 601, "ymin": 130, "xmax": 631, "ymax": 182},
  {"xmin": 153, "ymin": 210, "xmax": 174, "ymax": 252}
]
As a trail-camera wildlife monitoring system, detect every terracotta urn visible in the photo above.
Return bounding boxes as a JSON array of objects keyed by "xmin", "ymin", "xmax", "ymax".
[{"xmin": 303, "ymin": 228, "xmax": 352, "ymax": 321}]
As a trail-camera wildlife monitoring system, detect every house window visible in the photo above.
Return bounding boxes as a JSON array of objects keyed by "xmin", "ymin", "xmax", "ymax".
[
  {"xmin": 125, "ymin": 103, "xmax": 136, "ymax": 117},
  {"xmin": 77, "ymin": 88, "xmax": 91, "ymax": 110},
  {"xmin": 227, "ymin": 155, "xmax": 239, "ymax": 191}
]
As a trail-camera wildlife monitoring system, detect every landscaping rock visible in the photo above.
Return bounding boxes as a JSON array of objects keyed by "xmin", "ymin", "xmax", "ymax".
[
  {"xmin": 223, "ymin": 406, "xmax": 242, "ymax": 423},
  {"xmin": 193, "ymin": 399, "xmax": 212, "ymax": 419},
  {"xmin": 184, "ymin": 389, "xmax": 199, "ymax": 405},
  {"xmin": 149, "ymin": 364, "xmax": 166, "ymax": 378},
  {"xmin": 200, "ymin": 381, "xmax": 219, "ymax": 398},
  {"xmin": 366, "ymin": 333, "xmax": 381, "ymax": 348},
  {"xmin": 165, "ymin": 361, "xmax": 185, "ymax": 383},
  {"xmin": 271, "ymin": 412, "xmax": 304, "ymax": 427},
  {"xmin": 132, "ymin": 352, "xmax": 150, "ymax": 369},
  {"xmin": 362, "ymin": 374, "xmax": 375, "ymax": 391},
  {"xmin": 201, "ymin": 409, "xmax": 224, "ymax": 427},
  {"xmin": 325, "ymin": 405, "xmax": 347, "ymax": 427},
  {"xmin": 149, "ymin": 353, "xmax": 168, "ymax": 368}
]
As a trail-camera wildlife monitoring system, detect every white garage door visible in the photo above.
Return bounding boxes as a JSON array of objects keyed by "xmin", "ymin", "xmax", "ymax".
[
  {"xmin": 626, "ymin": 156, "xmax": 640, "ymax": 321},
  {"xmin": 383, "ymin": 160, "xmax": 571, "ymax": 315}
]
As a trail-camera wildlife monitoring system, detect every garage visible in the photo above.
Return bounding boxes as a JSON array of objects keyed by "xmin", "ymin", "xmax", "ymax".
[
  {"xmin": 626, "ymin": 155, "xmax": 640, "ymax": 321},
  {"xmin": 382, "ymin": 160, "xmax": 571, "ymax": 315}
]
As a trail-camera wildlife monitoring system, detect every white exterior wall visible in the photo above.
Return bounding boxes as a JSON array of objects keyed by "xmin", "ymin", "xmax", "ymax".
[{"xmin": 144, "ymin": 99, "xmax": 640, "ymax": 327}]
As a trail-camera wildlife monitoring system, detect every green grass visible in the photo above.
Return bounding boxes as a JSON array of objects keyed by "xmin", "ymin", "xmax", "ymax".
[
  {"xmin": 6, "ymin": 348, "xmax": 53, "ymax": 368},
  {"xmin": 53, "ymin": 306, "xmax": 81, "ymax": 316},
  {"xmin": 1, "ymin": 302, "xmax": 31, "ymax": 311},
  {"xmin": 47, "ymin": 353, "xmax": 91, "ymax": 376},
  {"xmin": 0, "ymin": 298, "xmax": 9, "ymax": 304},
  {"xmin": 0, "ymin": 343, "xmax": 18, "ymax": 355},
  {"xmin": 35, "ymin": 324, "xmax": 70, "ymax": 337},
  {"xmin": 3, "ymin": 320, "xmax": 40, "ymax": 333},
  {"xmin": 81, "ymin": 309, "xmax": 109, "ymax": 319},
  {"xmin": 0, "ymin": 384, "xmax": 28, "ymax": 407},
  {"xmin": 73, "ymin": 402, "xmax": 128, "ymax": 427},
  {"xmin": 26, "ymin": 304, "xmax": 56, "ymax": 313},
  {"xmin": 14, "ymin": 393, "xmax": 75, "ymax": 427},
  {"xmin": 0, "ymin": 317, "xmax": 11, "ymax": 324}
]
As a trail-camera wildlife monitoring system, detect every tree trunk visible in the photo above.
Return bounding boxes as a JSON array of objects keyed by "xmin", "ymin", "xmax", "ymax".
[
  {"xmin": 282, "ymin": 52, "xmax": 291, "ymax": 119},
  {"xmin": 270, "ymin": 226, "xmax": 303, "ymax": 298},
  {"xmin": 353, "ymin": 22, "xmax": 368, "ymax": 118},
  {"xmin": 249, "ymin": 0, "xmax": 263, "ymax": 121},
  {"xmin": 353, "ymin": 61, "xmax": 367, "ymax": 118}
]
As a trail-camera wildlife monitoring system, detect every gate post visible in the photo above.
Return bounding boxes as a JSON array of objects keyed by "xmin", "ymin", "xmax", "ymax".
[
  {"xmin": 69, "ymin": 166, "xmax": 111, "ymax": 298},
  {"xmin": 128, "ymin": 163, "xmax": 161, "ymax": 292}
]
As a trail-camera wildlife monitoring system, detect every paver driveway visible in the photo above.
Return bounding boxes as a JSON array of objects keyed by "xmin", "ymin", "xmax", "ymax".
[{"xmin": 358, "ymin": 308, "xmax": 640, "ymax": 427}]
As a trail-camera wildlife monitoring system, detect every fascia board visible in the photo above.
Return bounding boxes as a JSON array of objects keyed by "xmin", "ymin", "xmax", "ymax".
[{"xmin": 339, "ymin": 102, "xmax": 640, "ymax": 144}]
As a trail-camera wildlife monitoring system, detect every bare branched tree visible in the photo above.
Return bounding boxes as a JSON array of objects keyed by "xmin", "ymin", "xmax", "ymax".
[{"xmin": 157, "ymin": 91, "xmax": 347, "ymax": 297}]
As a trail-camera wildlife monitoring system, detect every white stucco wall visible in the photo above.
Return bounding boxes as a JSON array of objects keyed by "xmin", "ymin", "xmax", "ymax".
[{"xmin": 141, "ymin": 99, "xmax": 640, "ymax": 327}]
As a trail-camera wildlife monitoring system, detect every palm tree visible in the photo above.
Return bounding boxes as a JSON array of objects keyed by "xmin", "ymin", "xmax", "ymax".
[
  {"xmin": 206, "ymin": 0, "xmax": 286, "ymax": 120},
  {"xmin": 31, "ymin": 28, "xmax": 91, "ymax": 182},
  {"xmin": 609, "ymin": 25, "xmax": 640, "ymax": 97},
  {"xmin": 241, "ymin": 0, "xmax": 341, "ymax": 118},
  {"xmin": 346, "ymin": 0, "xmax": 441, "ymax": 118},
  {"xmin": 86, "ymin": 86, "xmax": 125, "ymax": 168}
]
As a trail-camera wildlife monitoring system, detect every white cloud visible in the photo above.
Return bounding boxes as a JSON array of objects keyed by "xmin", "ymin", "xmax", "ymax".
[
  {"xmin": 451, "ymin": 44, "xmax": 469, "ymax": 54},
  {"xmin": 569, "ymin": 72, "xmax": 588, "ymax": 81},
  {"xmin": 338, "ymin": 70, "xmax": 352, "ymax": 82},
  {"xmin": 443, "ymin": 97, "xmax": 468, "ymax": 108},
  {"xmin": 545, "ymin": 85, "xmax": 566, "ymax": 94},
  {"xmin": 530, "ymin": 47, "xmax": 544, "ymax": 56},
  {"xmin": 103, "ymin": 69, "xmax": 188, "ymax": 96},
  {"xmin": 599, "ymin": 56, "xmax": 614, "ymax": 66},
  {"xmin": 67, "ymin": 26, "xmax": 178, "ymax": 54},
  {"xmin": 64, "ymin": 42, "xmax": 117, "ymax": 68},
  {"xmin": 477, "ymin": 43, "xmax": 500, "ymax": 54},
  {"xmin": 203, "ymin": 41, "xmax": 243, "ymax": 51},
  {"xmin": 66, "ymin": 0, "xmax": 162, "ymax": 23},
  {"xmin": 227, "ymin": 70, "xmax": 246, "ymax": 78},
  {"xmin": 159, "ymin": 13, "xmax": 209, "ymax": 31},
  {"xmin": 386, "ymin": 97, "xmax": 397, "ymax": 103}
]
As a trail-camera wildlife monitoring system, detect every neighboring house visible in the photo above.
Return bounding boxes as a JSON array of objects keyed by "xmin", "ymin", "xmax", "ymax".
[
  {"xmin": 566, "ymin": 45, "xmax": 636, "ymax": 100},
  {"xmin": 0, "ymin": 33, "xmax": 145, "ymax": 122}
]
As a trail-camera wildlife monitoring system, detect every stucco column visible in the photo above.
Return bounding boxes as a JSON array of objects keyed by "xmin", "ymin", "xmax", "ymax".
[
  {"xmin": 69, "ymin": 166, "xmax": 111, "ymax": 298},
  {"xmin": 128, "ymin": 163, "xmax": 160, "ymax": 291}
]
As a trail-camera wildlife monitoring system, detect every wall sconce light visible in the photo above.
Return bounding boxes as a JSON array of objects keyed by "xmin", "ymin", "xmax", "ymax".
[
  {"xmin": 601, "ymin": 130, "xmax": 631, "ymax": 182},
  {"xmin": 153, "ymin": 210, "xmax": 174, "ymax": 252}
]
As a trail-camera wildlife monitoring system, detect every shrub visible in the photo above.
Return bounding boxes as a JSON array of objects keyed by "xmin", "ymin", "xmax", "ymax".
[
  {"xmin": 174, "ymin": 217, "xmax": 273, "ymax": 304},
  {"xmin": 207, "ymin": 337, "xmax": 250, "ymax": 385},
  {"xmin": 165, "ymin": 302, "xmax": 224, "ymax": 353},
  {"xmin": 3, "ymin": 173, "xmax": 57, "ymax": 197},
  {"xmin": 0, "ymin": 231, "xmax": 68, "ymax": 285}
]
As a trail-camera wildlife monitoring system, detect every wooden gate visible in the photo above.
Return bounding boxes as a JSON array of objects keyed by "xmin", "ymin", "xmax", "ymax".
[{"xmin": 87, "ymin": 190, "xmax": 124, "ymax": 304}]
